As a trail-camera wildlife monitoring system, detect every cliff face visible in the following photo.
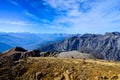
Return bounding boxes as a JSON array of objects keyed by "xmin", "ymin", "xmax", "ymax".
[{"xmin": 39, "ymin": 32, "xmax": 120, "ymax": 60}]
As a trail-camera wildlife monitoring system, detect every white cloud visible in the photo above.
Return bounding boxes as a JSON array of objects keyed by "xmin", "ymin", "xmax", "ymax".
[
  {"xmin": 44, "ymin": 0, "xmax": 120, "ymax": 33},
  {"xmin": 10, "ymin": 0, "xmax": 19, "ymax": 6},
  {"xmin": 24, "ymin": 11, "xmax": 40, "ymax": 20},
  {"xmin": 0, "ymin": 19, "xmax": 32, "ymax": 26}
]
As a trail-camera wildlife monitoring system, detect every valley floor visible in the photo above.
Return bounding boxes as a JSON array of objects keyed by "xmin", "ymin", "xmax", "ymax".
[{"xmin": 0, "ymin": 57, "xmax": 120, "ymax": 80}]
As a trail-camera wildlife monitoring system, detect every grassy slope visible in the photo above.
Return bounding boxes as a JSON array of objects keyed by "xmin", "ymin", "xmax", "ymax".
[{"xmin": 1, "ymin": 57, "xmax": 120, "ymax": 80}]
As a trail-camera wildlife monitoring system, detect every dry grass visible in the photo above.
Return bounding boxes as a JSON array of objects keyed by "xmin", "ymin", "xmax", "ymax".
[
  {"xmin": 21, "ymin": 57, "xmax": 120, "ymax": 80},
  {"xmin": 1, "ymin": 57, "xmax": 120, "ymax": 80}
]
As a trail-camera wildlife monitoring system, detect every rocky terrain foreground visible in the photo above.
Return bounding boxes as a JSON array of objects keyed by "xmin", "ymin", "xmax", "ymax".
[{"xmin": 0, "ymin": 57, "xmax": 120, "ymax": 80}]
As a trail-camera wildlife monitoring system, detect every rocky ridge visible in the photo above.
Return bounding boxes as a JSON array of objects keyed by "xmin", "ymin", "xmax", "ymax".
[
  {"xmin": 0, "ymin": 47, "xmax": 61, "ymax": 61},
  {"xmin": 0, "ymin": 47, "xmax": 96, "ymax": 62},
  {"xmin": 39, "ymin": 32, "xmax": 120, "ymax": 60}
]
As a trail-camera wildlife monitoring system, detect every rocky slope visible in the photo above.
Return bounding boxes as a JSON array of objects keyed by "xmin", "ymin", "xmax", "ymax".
[
  {"xmin": 39, "ymin": 32, "xmax": 120, "ymax": 61},
  {"xmin": 57, "ymin": 51, "xmax": 96, "ymax": 59}
]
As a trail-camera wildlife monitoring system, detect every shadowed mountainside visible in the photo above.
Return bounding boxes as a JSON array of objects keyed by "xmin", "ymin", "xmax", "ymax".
[{"xmin": 0, "ymin": 42, "xmax": 12, "ymax": 52}]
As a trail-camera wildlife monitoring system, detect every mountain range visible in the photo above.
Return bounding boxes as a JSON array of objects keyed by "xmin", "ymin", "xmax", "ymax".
[
  {"xmin": 0, "ymin": 32, "xmax": 74, "ymax": 52},
  {"xmin": 39, "ymin": 32, "xmax": 120, "ymax": 61},
  {"xmin": 1, "ymin": 32, "xmax": 120, "ymax": 61}
]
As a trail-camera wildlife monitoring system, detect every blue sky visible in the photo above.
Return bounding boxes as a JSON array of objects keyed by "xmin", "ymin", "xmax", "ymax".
[{"xmin": 0, "ymin": 0, "xmax": 120, "ymax": 33}]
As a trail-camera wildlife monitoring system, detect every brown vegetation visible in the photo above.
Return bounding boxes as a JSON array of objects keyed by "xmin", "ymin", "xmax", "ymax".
[{"xmin": 0, "ymin": 57, "xmax": 120, "ymax": 80}]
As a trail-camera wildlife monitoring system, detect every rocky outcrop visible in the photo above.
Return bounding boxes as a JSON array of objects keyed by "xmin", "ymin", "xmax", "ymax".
[{"xmin": 39, "ymin": 32, "xmax": 120, "ymax": 61}]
